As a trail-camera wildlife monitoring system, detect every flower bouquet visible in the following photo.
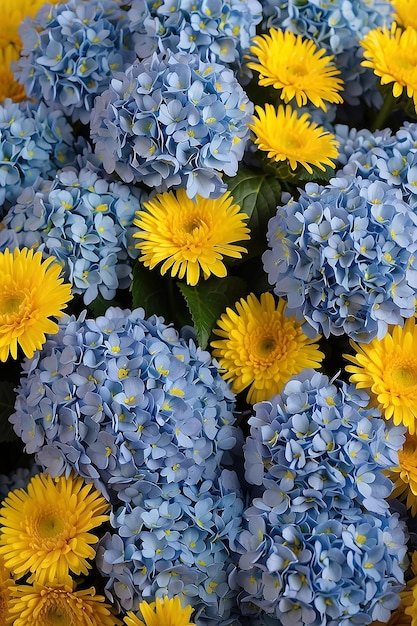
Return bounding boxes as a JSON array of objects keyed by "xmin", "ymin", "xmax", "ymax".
[{"xmin": 0, "ymin": 0, "xmax": 417, "ymax": 625}]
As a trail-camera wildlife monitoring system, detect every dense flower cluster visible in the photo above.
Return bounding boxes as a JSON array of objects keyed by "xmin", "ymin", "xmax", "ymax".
[
  {"xmin": 234, "ymin": 370, "xmax": 408, "ymax": 624},
  {"xmin": 90, "ymin": 50, "xmax": 253, "ymax": 199},
  {"xmin": 10, "ymin": 306, "xmax": 238, "ymax": 494},
  {"xmin": 1, "ymin": 164, "xmax": 146, "ymax": 304},
  {"xmin": 259, "ymin": 0, "xmax": 393, "ymax": 107},
  {"xmin": 9, "ymin": 306, "xmax": 242, "ymax": 622},
  {"xmin": 14, "ymin": 0, "xmax": 136, "ymax": 123},
  {"xmin": 263, "ymin": 122, "xmax": 417, "ymax": 342},
  {"xmin": 0, "ymin": 99, "xmax": 74, "ymax": 215},
  {"xmin": 128, "ymin": 0, "xmax": 262, "ymax": 79}
]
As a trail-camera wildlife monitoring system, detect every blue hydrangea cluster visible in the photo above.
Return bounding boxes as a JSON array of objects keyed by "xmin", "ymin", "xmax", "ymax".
[
  {"xmin": 10, "ymin": 306, "xmax": 243, "ymax": 623},
  {"xmin": 258, "ymin": 0, "xmax": 393, "ymax": 107},
  {"xmin": 127, "ymin": 0, "xmax": 262, "ymax": 80},
  {"xmin": 263, "ymin": 122, "xmax": 417, "ymax": 342},
  {"xmin": 234, "ymin": 370, "xmax": 408, "ymax": 625},
  {"xmin": 1, "ymin": 164, "xmax": 146, "ymax": 304},
  {"xmin": 0, "ymin": 99, "xmax": 75, "ymax": 215},
  {"xmin": 14, "ymin": 0, "xmax": 136, "ymax": 123},
  {"xmin": 97, "ymin": 467, "xmax": 244, "ymax": 623},
  {"xmin": 90, "ymin": 50, "xmax": 253, "ymax": 199}
]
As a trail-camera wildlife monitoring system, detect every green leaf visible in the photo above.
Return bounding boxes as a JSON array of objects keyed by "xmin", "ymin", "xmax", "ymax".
[
  {"xmin": 0, "ymin": 381, "xmax": 19, "ymax": 443},
  {"xmin": 132, "ymin": 261, "xmax": 174, "ymax": 322},
  {"xmin": 178, "ymin": 276, "xmax": 248, "ymax": 349},
  {"xmin": 224, "ymin": 167, "xmax": 281, "ymax": 258}
]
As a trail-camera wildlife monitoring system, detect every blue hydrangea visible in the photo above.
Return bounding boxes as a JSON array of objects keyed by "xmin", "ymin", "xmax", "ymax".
[
  {"xmin": 10, "ymin": 306, "xmax": 242, "ymax": 623},
  {"xmin": 0, "ymin": 99, "xmax": 75, "ymax": 215},
  {"xmin": 14, "ymin": 0, "xmax": 136, "ymax": 123},
  {"xmin": 127, "ymin": 0, "xmax": 262, "ymax": 81},
  {"xmin": 1, "ymin": 163, "xmax": 146, "ymax": 304},
  {"xmin": 0, "ymin": 464, "xmax": 41, "ymax": 501},
  {"xmin": 258, "ymin": 0, "xmax": 393, "ymax": 107},
  {"xmin": 263, "ymin": 122, "xmax": 417, "ymax": 342},
  {"xmin": 233, "ymin": 370, "xmax": 408, "ymax": 625},
  {"xmin": 90, "ymin": 50, "xmax": 253, "ymax": 199}
]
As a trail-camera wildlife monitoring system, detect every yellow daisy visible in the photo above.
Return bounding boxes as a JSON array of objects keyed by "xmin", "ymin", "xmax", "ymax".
[
  {"xmin": 0, "ymin": 247, "xmax": 72, "ymax": 362},
  {"xmin": 249, "ymin": 104, "xmax": 339, "ymax": 175},
  {"xmin": 248, "ymin": 28, "xmax": 344, "ymax": 111},
  {"xmin": 389, "ymin": 433, "xmax": 417, "ymax": 516},
  {"xmin": 133, "ymin": 189, "xmax": 250, "ymax": 286},
  {"xmin": 124, "ymin": 596, "xmax": 195, "ymax": 626},
  {"xmin": 0, "ymin": 472, "xmax": 109, "ymax": 585},
  {"xmin": 211, "ymin": 292, "xmax": 324, "ymax": 404},
  {"xmin": 8, "ymin": 581, "xmax": 122, "ymax": 626},
  {"xmin": 0, "ymin": 555, "xmax": 13, "ymax": 624},
  {"xmin": 0, "ymin": 0, "xmax": 63, "ymax": 103},
  {"xmin": 391, "ymin": 0, "xmax": 417, "ymax": 30},
  {"xmin": 345, "ymin": 317, "xmax": 417, "ymax": 434},
  {"xmin": 361, "ymin": 22, "xmax": 417, "ymax": 112}
]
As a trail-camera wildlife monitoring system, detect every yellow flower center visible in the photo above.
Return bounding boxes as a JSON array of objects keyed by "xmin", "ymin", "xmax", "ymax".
[
  {"xmin": 45, "ymin": 605, "xmax": 72, "ymax": 625},
  {"xmin": 0, "ymin": 293, "xmax": 24, "ymax": 316},
  {"xmin": 257, "ymin": 336, "xmax": 277, "ymax": 357},
  {"xmin": 391, "ymin": 363, "xmax": 417, "ymax": 387},
  {"xmin": 36, "ymin": 512, "xmax": 66, "ymax": 540}
]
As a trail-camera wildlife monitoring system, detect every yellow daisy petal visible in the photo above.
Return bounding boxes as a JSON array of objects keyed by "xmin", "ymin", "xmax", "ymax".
[
  {"xmin": 391, "ymin": 0, "xmax": 417, "ymax": 30},
  {"xmin": 345, "ymin": 317, "xmax": 417, "ymax": 433},
  {"xmin": 124, "ymin": 596, "xmax": 195, "ymax": 626},
  {"xmin": 248, "ymin": 28, "xmax": 344, "ymax": 111},
  {"xmin": 211, "ymin": 292, "xmax": 324, "ymax": 404},
  {"xmin": 133, "ymin": 189, "xmax": 250, "ymax": 286},
  {"xmin": 8, "ymin": 581, "xmax": 121, "ymax": 626},
  {"xmin": 0, "ymin": 248, "xmax": 72, "ymax": 362},
  {"xmin": 249, "ymin": 104, "xmax": 339, "ymax": 175},
  {"xmin": 361, "ymin": 22, "xmax": 417, "ymax": 113},
  {"xmin": 0, "ymin": 472, "xmax": 109, "ymax": 585}
]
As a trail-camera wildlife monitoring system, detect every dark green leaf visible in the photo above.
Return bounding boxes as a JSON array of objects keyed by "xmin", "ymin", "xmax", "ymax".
[
  {"xmin": 132, "ymin": 261, "xmax": 174, "ymax": 322},
  {"xmin": 224, "ymin": 167, "xmax": 281, "ymax": 258},
  {"xmin": 178, "ymin": 276, "xmax": 248, "ymax": 349},
  {"xmin": 0, "ymin": 381, "xmax": 19, "ymax": 443}
]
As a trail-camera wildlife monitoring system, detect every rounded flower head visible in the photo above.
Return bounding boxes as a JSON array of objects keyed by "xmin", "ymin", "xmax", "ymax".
[
  {"xmin": 133, "ymin": 189, "xmax": 250, "ymax": 286},
  {"xmin": 211, "ymin": 292, "xmax": 324, "ymax": 404},
  {"xmin": 248, "ymin": 28, "xmax": 344, "ymax": 111},
  {"xmin": 249, "ymin": 104, "xmax": 339, "ymax": 175},
  {"xmin": 361, "ymin": 22, "xmax": 417, "ymax": 113},
  {"xmin": 124, "ymin": 596, "xmax": 195, "ymax": 626},
  {"xmin": 345, "ymin": 317, "xmax": 417, "ymax": 434},
  {"xmin": 389, "ymin": 434, "xmax": 417, "ymax": 517},
  {"xmin": 391, "ymin": 0, "xmax": 417, "ymax": 30},
  {"xmin": 0, "ymin": 248, "xmax": 72, "ymax": 362},
  {"xmin": 0, "ymin": 472, "xmax": 109, "ymax": 585},
  {"xmin": 8, "ymin": 581, "xmax": 121, "ymax": 626}
]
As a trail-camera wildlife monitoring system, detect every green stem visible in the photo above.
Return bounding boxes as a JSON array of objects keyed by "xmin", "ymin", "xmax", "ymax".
[{"xmin": 372, "ymin": 90, "xmax": 396, "ymax": 131}]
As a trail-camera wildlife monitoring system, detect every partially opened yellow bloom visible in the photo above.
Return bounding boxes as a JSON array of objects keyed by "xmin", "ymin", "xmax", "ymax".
[
  {"xmin": 211, "ymin": 292, "xmax": 324, "ymax": 404},
  {"xmin": 249, "ymin": 104, "xmax": 339, "ymax": 175},
  {"xmin": 134, "ymin": 189, "xmax": 250, "ymax": 286},
  {"xmin": 8, "ymin": 580, "xmax": 121, "ymax": 626},
  {"xmin": 124, "ymin": 596, "xmax": 195, "ymax": 626},
  {"xmin": 345, "ymin": 317, "xmax": 417, "ymax": 434},
  {"xmin": 0, "ymin": 247, "xmax": 72, "ymax": 362},
  {"xmin": 0, "ymin": 472, "xmax": 109, "ymax": 585},
  {"xmin": 361, "ymin": 22, "xmax": 417, "ymax": 113},
  {"xmin": 248, "ymin": 28, "xmax": 344, "ymax": 111}
]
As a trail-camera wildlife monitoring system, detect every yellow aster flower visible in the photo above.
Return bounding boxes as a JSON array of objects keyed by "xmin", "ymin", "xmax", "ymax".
[
  {"xmin": 211, "ymin": 292, "xmax": 324, "ymax": 404},
  {"xmin": 388, "ymin": 433, "xmax": 417, "ymax": 516},
  {"xmin": 0, "ymin": 555, "xmax": 13, "ymax": 624},
  {"xmin": 133, "ymin": 188, "xmax": 250, "ymax": 286},
  {"xmin": 0, "ymin": 472, "xmax": 109, "ymax": 585},
  {"xmin": 0, "ymin": 247, "xmax": 72, "ymax": 362},
  {"xmin": 361, "ymin": 22, "xmax": 417, "ymax": 113},
  {"xmin": 248, "ymin": 28, "xmax": 344, "ymax": 111},
  {"xmin": 249, "ymin": 104, "xmax": 339, "ymax": 175},
  {"xmin": 345, "ymin": 317, "xmax": 417, "ymax": 434},
  {"xmin": 391, "ymin": 0, "xmax": 417, "ymax": 30},
  {"xmin": 8, "ymin": 581, "xmax": 122, "ymax": 626},
  {"xmin": 124, "ymin": 596, "xmax": 195, "ymax": 626}
]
